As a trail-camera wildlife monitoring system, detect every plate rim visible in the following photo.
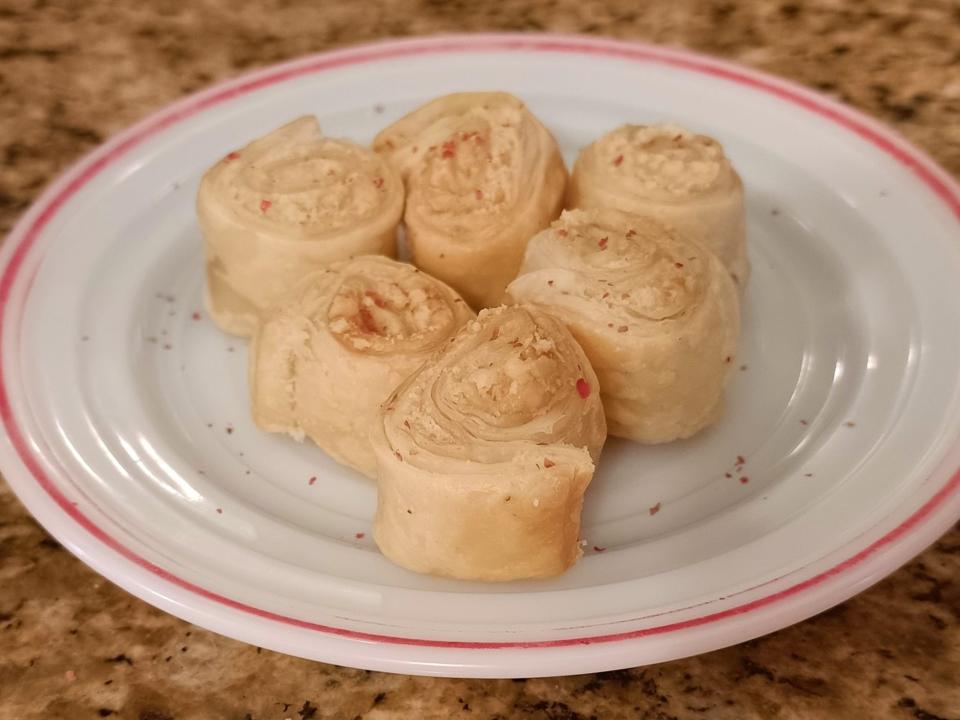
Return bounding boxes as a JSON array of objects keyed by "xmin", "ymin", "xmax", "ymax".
[{"xmin": 2, "ymin": 31, "xmax": 960, "ymax": 660}]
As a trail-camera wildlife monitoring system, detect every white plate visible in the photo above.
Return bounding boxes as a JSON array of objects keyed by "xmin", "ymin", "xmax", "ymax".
[{"xmin": 3, "ymin": 34, "xmax": 960, "ymax": 679}]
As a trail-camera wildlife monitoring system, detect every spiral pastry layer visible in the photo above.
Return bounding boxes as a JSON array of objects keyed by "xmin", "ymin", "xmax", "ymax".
[
  {"xmin": 506, "ymin": 208, "xmax": 740, "ymax": 443},
  {"xmin": 250, "ymin": 256, "xmax": 473, "ymax": 477},
  {"xmin": 374, "ymin": 93, "xmax": 567, "ymax": 309},
  {"xmin": 371, "ymin": 305, "xmax": 607, "ymax": 581},
  {"xmin": 199, "ymin": 116, "xmax": 404, "ymax": 336},
  {"xmin": 569, "ymin": 123, "xmax": 748, "ymax": 286}
]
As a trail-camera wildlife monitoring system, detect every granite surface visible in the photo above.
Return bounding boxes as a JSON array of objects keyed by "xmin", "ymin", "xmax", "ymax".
[{"xmin": 1, "ymin": 0, "xmax": 960, "ymax": 718}]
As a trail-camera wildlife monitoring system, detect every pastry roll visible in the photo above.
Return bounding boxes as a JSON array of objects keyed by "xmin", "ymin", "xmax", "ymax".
[
  {"xmin": 505, "ymin": 208, "xmax": 739, "ymax": 443},
  {"xmin": 250, "ymin": 256, "xmax": 474, "ymax": 478},
  {"xmin": 198, "ymin": 116, "xmax": 404, "ymax": 336},
  {"xmin": 373, "ymin": 92, "xmax": 567, "ymax": 309},
  {"xmin": 371, "ymin": 305, "xmax": 607, "ymax": 581},
  {"xmin": 569, "ymin": 123, "xmax": 749, "ymax": 286}
]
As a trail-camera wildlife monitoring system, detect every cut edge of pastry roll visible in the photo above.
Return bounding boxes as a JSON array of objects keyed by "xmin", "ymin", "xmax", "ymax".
[
  {"xmin": 569, "ymin": 123, "xmax": 749, "ymax": 287},
  {"xmin": 371, "ymin": 305, "xmax": 607, "ymax": 581},
  {"xmin": 249, "ymin": 255, "xmax": 474, "ymax": 478},
  {"xmin": 373, "ymin": 92, "xmax": 568, "ymax": 309},
  {"xmin": 198, "ymin": 116, "xmax": 405, "ymax": 336},
  {"xmin": 505, "ymin": 208, "xmax": 740, "ymax": 443}
]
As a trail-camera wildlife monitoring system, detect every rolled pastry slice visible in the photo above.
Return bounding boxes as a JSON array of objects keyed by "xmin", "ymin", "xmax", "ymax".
[
  {"xmin": 373, "ymin": 92, "xmax": 567, "ymax": 309},
  {"xmin": 569, "ymin": 123, "xmax": 749, "ymax": 286},
  {"xmin": 250, "ymin": 256, "xmax": 474, "ymax": 478},
  {"xmin": 505, "ymin": 208, "xmax": 740, "ymax": 443},
  {"xmin": 198, "ymin": 116, "xmax": 404, "ymax": 336},
  {"xmin": 371, "ymin": 305, "xmax": 607, "ymax": 581}
]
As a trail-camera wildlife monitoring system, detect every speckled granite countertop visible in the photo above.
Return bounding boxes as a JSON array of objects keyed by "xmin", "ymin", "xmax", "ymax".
[{"xmin": 1, "ymin": 1, "xmax": 959, "ymax": 718}]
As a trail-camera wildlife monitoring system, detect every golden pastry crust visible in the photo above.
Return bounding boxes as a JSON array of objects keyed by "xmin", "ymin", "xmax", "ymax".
[
  {"xmin": 371, "ymin": 305, "xmax": 607, "ymax": 581},
  {"xmin": 249, "ymin": 256, "xmax": 474, "ymax": 478},
  {"xmin": 569, "ymin": 124, "xmax": 749, "ymax": 286},
  {"xmin": 505, "ymin": 208, "xmax": 740, "ymax": 443},
  {"xmin": 373, "ymin": 93, "xmax": 567, "ymax": 309},
  {"xmin": 198, "ymin": 116, "xmax": 404, "ymax": 336}
]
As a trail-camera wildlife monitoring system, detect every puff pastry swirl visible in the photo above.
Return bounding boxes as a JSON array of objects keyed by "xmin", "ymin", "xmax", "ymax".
[
  {"xmin": 374, "ymin": 93, "xmax": 567, "ymax": 309},
  {"xmin": 505, "ymin": 209, "xmax": 740, "ymax": 443},
  {"xmin": 250, "ymin": 256, "xmax": 474, "ymax": 478},
  {"xmin": 198, "ymin": 116, "xmax": 404, "ymax": 336},
  {"xmin": 371, "ymin": 305, "xmax": 607, "ymax": 581},
  {"xmin": 569, "ymin": 123, "xmax": 748, "ymax": 286}
]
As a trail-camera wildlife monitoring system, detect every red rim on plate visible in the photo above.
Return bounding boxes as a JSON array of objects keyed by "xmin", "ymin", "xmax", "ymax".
[{"xmin": 2, "ymin": 34, "xmax": 959, "ymax": 650}]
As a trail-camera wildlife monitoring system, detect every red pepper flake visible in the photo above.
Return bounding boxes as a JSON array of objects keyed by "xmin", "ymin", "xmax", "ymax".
[
  {"xmin": 735, "ymin": 455, "xmax": 745, "ymax": 466},
  {"xmin": 557, "ymin": 229, "xmax": 568, "ymax": 237},
  {"xmin": 373, "ymin": 177, "xmax": 384, "ymax": 189},
  {"xmin": 308, "ymin": 476, "xmax": 317, "ymax": 486},
  {"xmin": 621, "ymin": 293, "xmax": 631, "ymax": 300},
  {"xmin": 491, "ymin": 327, "xmax": 500, "ymax": 340},
  {"xmin": 800, "ymin": 419, "xmax": 808, "ymax": 426},
  {"xmin": 403, "ymin": 419, "xmax": 411, "ymax": 429},
  {"xmin": 602, "ymin": 292, "xmax": 610, "ymax": 299},
  {"xmin": 441, "ymin": 140, "xmax": 456, "ymax": 159},
  {"xmin": 225, "ymin": 151, "xmax": 240, "ymax": 161},
  {"xmin": 358, "ymin": 307, "xmax": 379, "ymax": 334},
  {"xmin": 355, "ymin": 532, "xmax": 365, "ymax": 539},
  {"xmin": 598, "ymin": 237, "xmax": 608, "ymax": 250},
  {"xmin": 191, "ymin": 311, "xmax": 201, "ymax": 321},
  {"xmin": 547, "ymin": 280, "xmax": 554, "ymax": 287},
  {"xmin": 216, "ymin": 507, "xmax": 223, "ymax": 514},
  {"xmin": 475, "ymin": 189, "xmax": 483, "ymax": 200},
  {"xmin": 739, "ymin": 476, "xmax": 749, "ymax": 484},
  {"xmin": 725, "ymin": 472, "xmax": 732, "ymax": 479},
  {"xmin": 648, "ymin": 502, "xmax": 661, "ymax": 516},
  {"xmin": 725, "ymin": 356, "xmax": 732, "ymax": 364},
  {"xmin": 259, "ymin": 199, "xmax": 272, "ymax": 213},
  {"xmin": 675, "ymin": 262, "xmax": 685, "ymax": 269},
  {"xmin": 225, "ymin": 426, "xmax": 234, "ymax": 435},
  {"xmin": 474, "ymin": 135, "xmax": 485, "ymax": 144},
  {"xmin": 844, "ymin": 421, "xmax": 856, "ymax": 427},
  {"xmin": 612, "ymin": 154, "xmax": 624, "ymax": 167},
  {"xmin": 617, "ymin": 325, "xmax": 628, "ymax": 333},
  {"xmin": 365, "ymin": 290, "xmax": 387, "ymax": 308},
  {"xmin": 576, "ymin": 378, "xmax": 591, "ymax": 399},
  {"xmin": 626, "ymin": 229, "xmax": 636, "ymax": 237},
  {"xmin": 593, "ymin": 545, "xmax": 606, "ymax": 552},
  {"xmin": 543, "ymin": 458, "xmax": 555, "ymax": 468},
  {"xmin": 394, "ymin": 450, "xmax": 403, "ymax": 462}
]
